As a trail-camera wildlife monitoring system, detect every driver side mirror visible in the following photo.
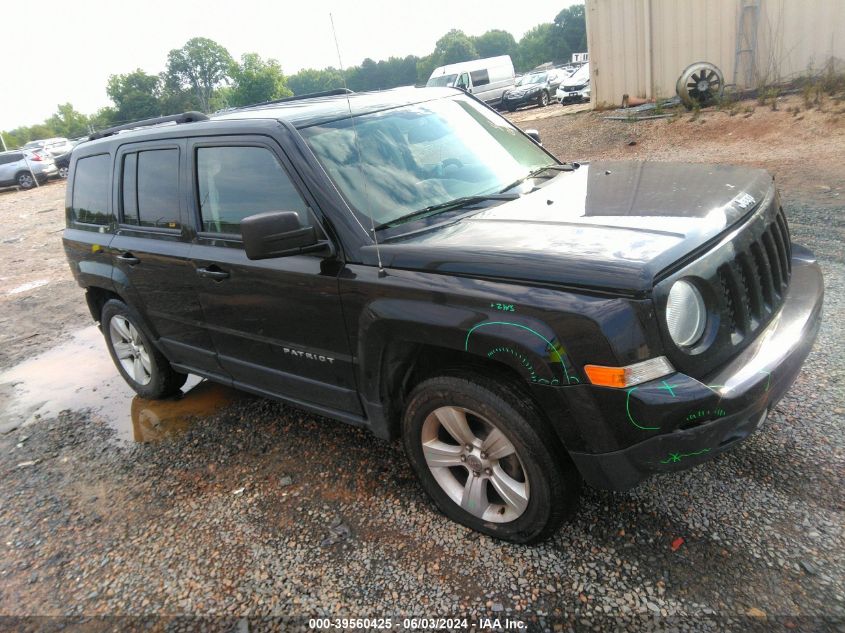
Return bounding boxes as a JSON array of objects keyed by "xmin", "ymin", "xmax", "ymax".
[{"xmin": 241, "ymin": 211, "xmax": 333, "ymax": 260}]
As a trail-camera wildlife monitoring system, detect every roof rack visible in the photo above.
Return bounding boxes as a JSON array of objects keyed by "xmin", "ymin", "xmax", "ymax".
[
  {"xmin": 245, "ymin": 88, "xmax": 354, "ymax": 109},
  {"xmin": 89, "ymin": 111, "xmax": 209, "ymax": 140}
]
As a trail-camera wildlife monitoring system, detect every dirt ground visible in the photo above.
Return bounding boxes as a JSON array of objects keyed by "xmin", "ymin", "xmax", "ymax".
[{"xmin": 0, "ymin": 181, "xmax": 89, "ymax": 370}]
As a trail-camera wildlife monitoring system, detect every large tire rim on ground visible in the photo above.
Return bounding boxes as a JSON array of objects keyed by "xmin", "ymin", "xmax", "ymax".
[
  {"xmin": 403, "ymin": 375, "xmax": 580, "ymax": 543},
  {"xmin": 421, "ymin": 405, "xmax": 529, "ymax": 523},
  {"xmin": 676, "ymin": 61, "xmax": 724, "ymax": 108}
]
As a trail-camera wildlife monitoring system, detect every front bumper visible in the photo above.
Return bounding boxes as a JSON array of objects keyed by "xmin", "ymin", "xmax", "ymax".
[
  {"xmin": 504, "ymin": 91, "xmax": 542, "ymax": 108},
  {"xmin": 569, "ymin": 245, "xmax": 823, "ymax": 490}
]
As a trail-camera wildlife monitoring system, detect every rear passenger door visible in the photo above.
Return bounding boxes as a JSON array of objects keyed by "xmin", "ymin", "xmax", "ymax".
[
  {"xmin": 186, "ymin": 137, "xmax": 361, "ymax": 415},
  {"xmin": 110, "ymin": 140, "xmax": 226, "ymax": 378}
]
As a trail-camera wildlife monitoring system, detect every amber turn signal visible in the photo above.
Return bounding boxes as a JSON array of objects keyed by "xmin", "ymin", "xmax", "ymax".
[{"xmin": 584, "ymin": 357, "xmax": 674, "ymax": 388}]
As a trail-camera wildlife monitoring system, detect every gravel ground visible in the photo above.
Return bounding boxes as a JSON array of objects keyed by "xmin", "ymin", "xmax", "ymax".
[{"xmin": 0, "ymin": 97, "xmax": 844, "ymax": 631}]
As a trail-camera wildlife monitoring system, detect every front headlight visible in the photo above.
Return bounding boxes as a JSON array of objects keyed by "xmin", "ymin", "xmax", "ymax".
[{"xmin": 665, "ymin": 280, "xmax": 706, "ymax": 347}]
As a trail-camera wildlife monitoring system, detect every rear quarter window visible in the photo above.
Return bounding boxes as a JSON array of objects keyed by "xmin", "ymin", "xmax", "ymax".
[{"xmin": 71, "ymin": 154, "xmax": 111, "ymax": 225}]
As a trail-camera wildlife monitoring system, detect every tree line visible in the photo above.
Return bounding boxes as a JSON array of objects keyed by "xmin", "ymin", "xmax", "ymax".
[{"xmin": 1, "ymin": 5, "xmax": 585, "ymax": 148}]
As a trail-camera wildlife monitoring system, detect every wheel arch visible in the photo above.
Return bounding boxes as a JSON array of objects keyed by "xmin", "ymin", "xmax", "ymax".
[{"xmin": 356, "ymin": 300, "xmax": 580, "ymax": 446}]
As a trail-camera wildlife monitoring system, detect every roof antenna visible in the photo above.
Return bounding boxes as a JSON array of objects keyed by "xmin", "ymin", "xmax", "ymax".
[{"xmin": 330, "ymin": 13, "xmax": 386, "ymax": 278}]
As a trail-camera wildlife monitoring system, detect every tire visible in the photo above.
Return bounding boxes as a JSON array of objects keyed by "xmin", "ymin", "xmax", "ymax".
[
  {"xmin": 539, "ymin": 91, "xmax": 550, "ymax": 107},
  {"xmin": 402, "ymin": 374, "xmax": 580, "ymax": 543},
  {"xmin": 101, "ymin": 299, "xmax": 187, "ymax": 399},
  {"xmin": 58, "ymin": 166, "xmax": 69, "ymax": 179},
  {"xmin": 16, "ymin": 172, "xmax": 35, "ymax": 190}
]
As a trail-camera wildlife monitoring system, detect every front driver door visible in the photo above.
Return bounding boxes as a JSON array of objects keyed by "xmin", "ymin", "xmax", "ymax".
[{"xmin": 187, "ymin": 137, "xmax": 361, "ymax": 416}]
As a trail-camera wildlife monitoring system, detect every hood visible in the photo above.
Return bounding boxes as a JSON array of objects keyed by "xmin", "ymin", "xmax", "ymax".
[
  {"xmin": 509, "ymin": 84, "xmax": 543, "ymax": 95},
  {"xmin": 370, "ymin": 161, "xmax": 773, "ymax": 294}
]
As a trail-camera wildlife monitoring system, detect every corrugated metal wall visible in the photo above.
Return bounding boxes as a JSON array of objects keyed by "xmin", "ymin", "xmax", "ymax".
[{"xmin": 585, "ymin": 0, "xmax": 845, "ymax": 106}]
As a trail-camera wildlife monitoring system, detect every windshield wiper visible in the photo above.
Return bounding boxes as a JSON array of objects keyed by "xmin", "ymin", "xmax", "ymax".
[
  {"xmin": 499, "ymin": 163, "xmax": 576, "ymax": 194},
  {"xmin": 376, "ymin": 192, "xmax": 520, "ymax": 229}
]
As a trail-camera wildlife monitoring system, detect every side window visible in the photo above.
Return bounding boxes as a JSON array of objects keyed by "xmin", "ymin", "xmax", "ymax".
[
  {"xmin": 456, "ymin": 72, "xmax": 470, "ymax": 90},
  {"xmin": 72, "ymin": 154, "xmax": 111, "ymax": 225},
  {"xmin": 470, "ymin": 69, "xmax": 490, "ymax": 87},
  {"xmin": 137, "ymin": 149, "xmax": 180, "ymax": 229},
  {"xmin": 196, "ymin": 146, "xmax": 308, "ymax": 235},
  {"xmin": 121, "ymin": 153, "xmax": 138, "ymax": 224}
]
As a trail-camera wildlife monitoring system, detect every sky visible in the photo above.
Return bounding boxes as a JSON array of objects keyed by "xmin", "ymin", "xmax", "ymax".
[{"xmin": 1, "ymin": 0, "xmax": 577, "ymax": 131}]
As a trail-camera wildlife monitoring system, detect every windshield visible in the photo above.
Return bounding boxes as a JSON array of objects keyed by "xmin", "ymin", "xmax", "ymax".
[
  {"xmin": 300, "ymin": 95, "xmax": 555, "ymax": 227},
  {"xmin": 426, "ymin": 74, "xmax": 457, "ymax": 88},
  {"xmin": 567, "ymin": 64, "xmax": 589, "ymax": 84},
  {"xmin": 516, "ymin": 73, "xmax": 547, "ymax": 86}
]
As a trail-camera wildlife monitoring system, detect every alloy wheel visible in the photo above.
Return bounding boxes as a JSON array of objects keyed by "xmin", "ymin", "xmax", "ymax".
[
  {"xmin": 109, "ymin": 316, "xmax": 152, "ymax": 385},
  {"xmin": 18, "ymin": 173, "xmax": 34, "ymax": 188},
  {"xmin": 421, "ymin": 406, "xmax": 529, "ymax": 523}
]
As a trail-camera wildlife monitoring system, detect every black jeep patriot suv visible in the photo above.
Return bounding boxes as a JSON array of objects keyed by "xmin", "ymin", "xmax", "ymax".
[{"xmin": 63, "ymin": 87, "xmax": 823, "ymax": 543}]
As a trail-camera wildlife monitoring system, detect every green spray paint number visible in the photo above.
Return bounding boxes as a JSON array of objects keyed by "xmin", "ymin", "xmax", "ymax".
[{"xmin": 490, "ymin": 302, "xmax": 516, "ymax": 312}]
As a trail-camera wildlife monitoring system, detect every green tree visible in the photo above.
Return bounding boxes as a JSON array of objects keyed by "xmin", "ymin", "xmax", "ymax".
[
  {"xmin": 473, "ymin": 30, "xmax": 518, "ymax": 59},
  {"xmin": 516, "ymin": 23, "xmax": 556, "ymax": 71},
  {"xmin": 228, "ymin": 53, "xmax": 293, "ymax": 107},
  {"xmin": 45, "ymin": 103, "xmax": 90, "ymax": 138},
  {"xmin": 554, "ymin": 4, "xmax": 587, "ymax": 58},
  {"xmin": 433, "ymin": 29, "xmax": 479, "ymax": 65},
  {"xmin": 287, "ymin": 67, "xmax": 345, "ymax": 95},
  {"xmin": 106, "ymin": 69, "xmax": 161, "ymax": 122},
  {"xmin": 165, "ymin": 37, "xmax": 233, "ymax": 113}
]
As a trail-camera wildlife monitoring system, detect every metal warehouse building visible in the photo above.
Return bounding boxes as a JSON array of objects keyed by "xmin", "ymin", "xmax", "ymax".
[{"xmin": 584, "ymin": 0, "xmax": 845, "ymax": 106}]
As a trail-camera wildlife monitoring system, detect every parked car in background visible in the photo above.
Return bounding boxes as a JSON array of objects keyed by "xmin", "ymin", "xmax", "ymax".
[
  {"xmin": 501, "ymin": 69, "xmax": 564, "ymax": 111},
  {"xmin": 557, "ymin": 63, "xmax": 591, "ymax": 103},
  {"xmin": 54, "ymin": 150, "xmax": 72, "ymax": 179},
  {"xmin": 426, "ymin": 56, "xmax": 515, "ymax": 107},
  {"xmin": 0, "ymin": 149, "xmax": 57, "ymax": 189},
  {"xmin": 23, "ymin": 137, "xmax": 74, "ymax": 158}
]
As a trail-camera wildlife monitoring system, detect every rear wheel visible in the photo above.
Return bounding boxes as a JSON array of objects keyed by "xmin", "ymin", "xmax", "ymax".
[
  {"xmin": 16, "ymin": 172, "xmax": 35, "ymax": 189},
  {"xmin": 101, "ymin": 299, "xmax": 187, "ymax": 399},
  {"xmin": 402, "ymin": 374, "xmax": 580, "ymax": 543},
  {"xmin": 58, "ymin": 166, "xmax": 69, "ymax": 179}
]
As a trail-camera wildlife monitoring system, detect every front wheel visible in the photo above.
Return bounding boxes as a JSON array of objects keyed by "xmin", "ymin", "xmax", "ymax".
[
  {"xmin": 402, "ymin": 375, "xmax": 580, "ymax": 543},
  {"xmin": 101, "ymin": 299, "xmax": 187, "ymax": 399},
  {"xmin": 58, "ymin": 166, "xmax": 69, "ymax": 179},
  {"xmin": 538, "ymin": 91, "xmax": 550, "ymax": 107}
]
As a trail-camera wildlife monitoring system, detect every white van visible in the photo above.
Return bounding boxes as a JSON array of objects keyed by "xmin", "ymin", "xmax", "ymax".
[{"xmin": 426, "ymin": 56, "xmax": 515, "ymax": 107}]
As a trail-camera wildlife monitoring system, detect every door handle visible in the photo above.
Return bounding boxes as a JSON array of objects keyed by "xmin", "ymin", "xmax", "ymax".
[
  {"xmin": 116, "ymin": 253, "xmax": 140, "ymax": 265},
  {"xmin": 197, "ymin": 266, "xmax": 230, "ymax": 281}
]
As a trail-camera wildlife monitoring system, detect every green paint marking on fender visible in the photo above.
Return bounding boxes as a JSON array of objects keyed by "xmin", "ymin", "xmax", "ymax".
[
  {"xmin": 466, "ymin": 321, "xmax": 573, "ymax": 384},
  {"xmin": 660, "ymin": 448, "xmax": 711, "ymax": 464},
  {"xmin": 625, "ymin": 387, "xmax": 660, "ymax": 431},
  {"xmin": 659, "ymin": 380, "xmax": 677, "ymax": 397},
  {"xmin": 758, "ymin": 370, "xmax": 772, "ymax": 392}
]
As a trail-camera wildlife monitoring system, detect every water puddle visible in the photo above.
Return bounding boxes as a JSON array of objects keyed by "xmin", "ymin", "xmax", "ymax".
[{"xmin": 0, "ymin": 325, "xmax": 244, "ymax": 441}]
